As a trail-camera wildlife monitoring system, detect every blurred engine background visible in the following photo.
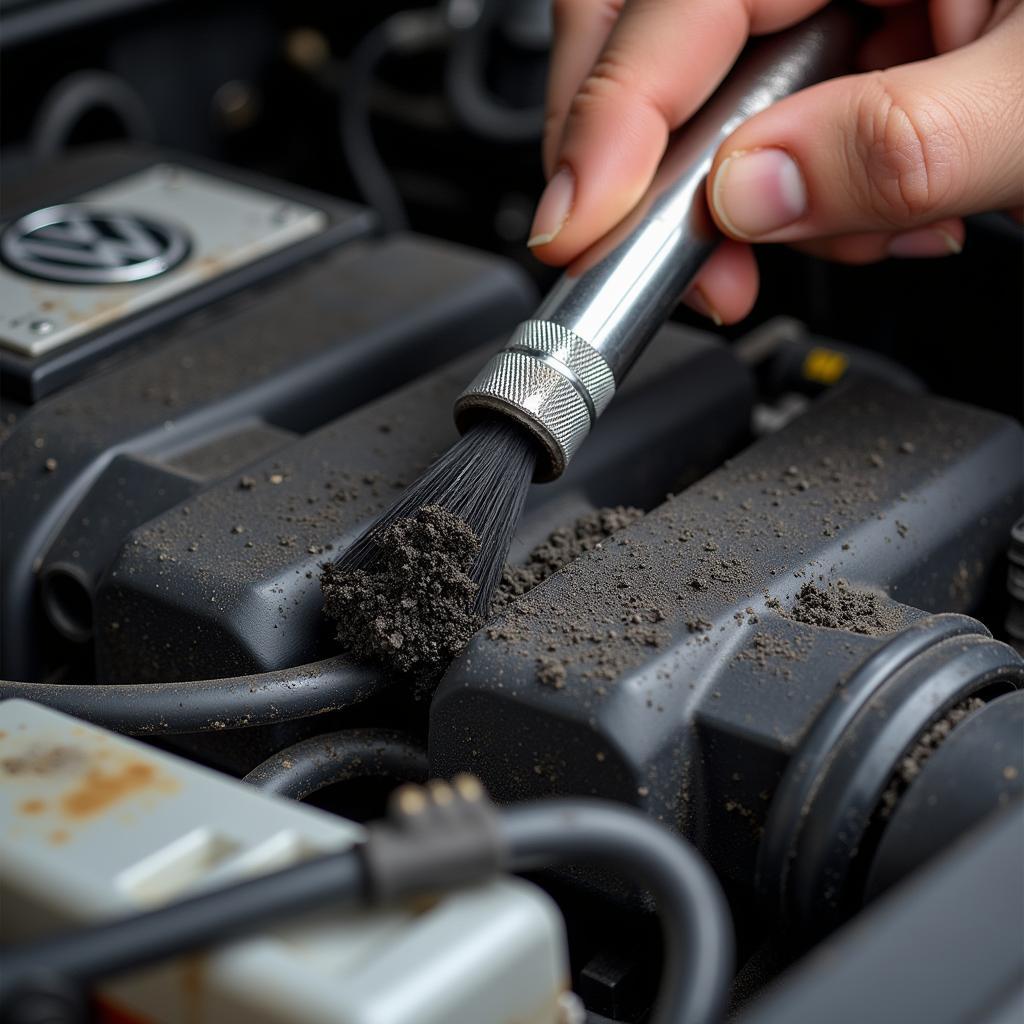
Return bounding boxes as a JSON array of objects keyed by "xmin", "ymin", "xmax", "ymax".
[{"xmin": 2, "ymin": 0, "xmax": 1021, "ymax": 418}]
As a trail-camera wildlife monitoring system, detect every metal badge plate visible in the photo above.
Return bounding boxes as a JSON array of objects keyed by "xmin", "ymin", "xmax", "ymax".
[{"xmin": 0, "ymin": 163, "xmax": 328, "ymax": 358}]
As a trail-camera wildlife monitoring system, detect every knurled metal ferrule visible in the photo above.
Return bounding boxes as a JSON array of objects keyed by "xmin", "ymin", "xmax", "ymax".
[{"xmin": 454, "ymin": 320, "xmax": 617, "ymax": 481}]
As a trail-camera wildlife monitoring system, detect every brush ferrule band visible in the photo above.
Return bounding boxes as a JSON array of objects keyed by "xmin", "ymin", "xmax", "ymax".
[
  {"xmin": 506, "ymin": 320, "xmax": 617, "ymax": 419},
  {"xmin": 504, "ymin": 344, "xmax": 599, "ymax": 425},
  {"xmin": 454, "ymin": 320, "xmax": 616, "ymax": 481}
]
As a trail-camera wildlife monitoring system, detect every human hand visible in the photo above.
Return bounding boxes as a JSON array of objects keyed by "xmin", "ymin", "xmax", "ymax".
[{"xmin": 530, "ymin": 0, "xmax": 1024, "ymax": 325}]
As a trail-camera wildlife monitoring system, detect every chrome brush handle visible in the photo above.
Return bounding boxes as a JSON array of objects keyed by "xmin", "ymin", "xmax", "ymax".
[{"xmin": 456, "ymin": 5, "xmax": 856, "ymax": 480}]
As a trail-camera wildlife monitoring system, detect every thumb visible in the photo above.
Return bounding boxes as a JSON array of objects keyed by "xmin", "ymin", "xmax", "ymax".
[{"xmin": 707, "ymin": 7, "xmax": 1024, "ymax": 244}]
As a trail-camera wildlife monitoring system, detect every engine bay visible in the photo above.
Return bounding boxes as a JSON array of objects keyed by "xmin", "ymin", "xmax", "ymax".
[{"xmin": 1, "ymin": 4, "xmax": 1022, "ymax": 1023}]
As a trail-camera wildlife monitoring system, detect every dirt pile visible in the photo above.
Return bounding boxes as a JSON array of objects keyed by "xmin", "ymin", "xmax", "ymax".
[
  {"xmin": 323, "ymin": 504, "xmax": 646, "ymax": 675},
  {"xmin": 784, "ymin": 579, "xmax": 904, "ymax": 636},
  {"xmin": 321, "ymin": 505, "xmax": 481, "ymax": 672}
]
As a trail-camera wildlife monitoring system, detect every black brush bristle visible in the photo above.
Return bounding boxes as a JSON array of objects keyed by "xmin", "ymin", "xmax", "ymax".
[{"xmin": 334, "ymin": 416, "xmax": 537, "ymax": 616}]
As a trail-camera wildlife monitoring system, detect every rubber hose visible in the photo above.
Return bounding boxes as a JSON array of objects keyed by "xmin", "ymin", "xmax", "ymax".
[
  {"xmin": 500, "ymin": 800, "xmax": 734, "ymax": 1024},
  {"xmin": 445, "ymin": 0, "xmax": 544, "ymax": 142},
  {"xmin": 32, "ymin": 70, "xmax": 154, "ymax": 160},
  {"xmin": 243, "ymin": 727, "xmax": 428, "ymax": 800},
  {"xmin": 0, "ymin": 657, "xmax": 390, "ymax": 736}
]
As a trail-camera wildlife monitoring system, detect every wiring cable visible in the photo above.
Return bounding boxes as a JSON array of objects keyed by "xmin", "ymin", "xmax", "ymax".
[
  {"xmin": 500, "ymin": 801, "xmax": 734, "ymax": 1024},
  {"xmin": 333, "ymin": 1, "xmax": 545, "ymax": 229},
  {"xmin": 0, "ymin": 657, "xmax": 390, "ymax": 736},
  {"xmin": 242, "ymin": 727, "xmax": 428, "ymax": 799},
  {"xmin": 31, "ymin": 70, "xmax": 154, "ymax": 160},
  {"xmin": 339, "ymin": 9, "xmax": 448, "ymax": 232},
  {"xmin": 0, "ymin": 847, "xmax": 370, "ymax": 1007},
  {"xmin": 0, "ymin": 786, "xmax": 734, "ymax": 1024},
  {"xmin": 444, "ymin": 0, "xmax": 545, "ymax": 143}
]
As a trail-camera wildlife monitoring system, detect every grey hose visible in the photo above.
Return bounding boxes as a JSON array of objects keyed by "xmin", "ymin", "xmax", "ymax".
[
  {"xmin": 243, "ymin": 728, "xmax": 428, "ymax": 800},
  {"xmin": 500, "ymin": 800, "xmax": 734, "ymax": 1024}
]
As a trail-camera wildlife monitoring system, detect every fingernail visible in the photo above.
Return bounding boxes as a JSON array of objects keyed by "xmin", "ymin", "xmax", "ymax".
[
  {"xmin": 887, "ymin": 228, "xmax": 962, "ymax": 258},
  {"xmin": 527, "ymin": 166, "xmax": 575, "ymax": 248},
  {"xmin": 711, "ymin": 148, "xmax": 807, "ymax": 239},
  {"xmin": 684, "ymin": 285, "xmax": 723, "ymax": 327}
]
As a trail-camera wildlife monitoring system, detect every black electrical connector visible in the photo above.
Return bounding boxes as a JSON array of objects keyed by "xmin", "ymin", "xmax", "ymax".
[
  {"xmin": 361, "ymin": 774, "xmax": 505, "ymax": 902},
  {"xmin": 500, "ymin": 801, "xmax": 734, "ymax": 1024},
  {"xmin": 0, "ymin": 779, "xmax": 734, "ymax": 1024}
]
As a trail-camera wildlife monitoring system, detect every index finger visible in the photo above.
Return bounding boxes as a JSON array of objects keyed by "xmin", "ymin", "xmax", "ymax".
[{"xmin": 533, "ymin": 0, "xmax": 829, "ymax": 265}]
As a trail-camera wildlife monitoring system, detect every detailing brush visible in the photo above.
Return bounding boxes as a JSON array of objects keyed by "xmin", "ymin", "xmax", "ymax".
[
  {"xmin": 334, "ymin": 417, "xmax": 536, "ymax": 620},
  {"xmin": 326, "ymin": 7, "xmax": 856, "ymax": 669}
]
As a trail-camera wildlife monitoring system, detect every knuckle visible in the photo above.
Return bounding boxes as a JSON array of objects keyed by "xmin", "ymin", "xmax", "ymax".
[
  {"xmin": 567, "ymin": 50, "xmax": 637, "ymax": 122},
  {"xmin": 851, "ymin": 73, "xmax": 963, "ymax": 225},
  {"xmin": 567, "ymin": 47, "xmax": 670, "ymax": 133}
]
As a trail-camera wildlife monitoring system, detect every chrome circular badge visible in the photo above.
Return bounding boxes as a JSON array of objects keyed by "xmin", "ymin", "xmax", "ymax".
[{"xmin": 0, "ymin": 204, "xmax": 190, "ymax": 285}]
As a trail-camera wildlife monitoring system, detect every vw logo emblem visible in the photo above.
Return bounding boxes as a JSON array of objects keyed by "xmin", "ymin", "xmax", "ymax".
[{"xmin": 1, "ymin": 204, "xmax": 190, "ymax": 285}]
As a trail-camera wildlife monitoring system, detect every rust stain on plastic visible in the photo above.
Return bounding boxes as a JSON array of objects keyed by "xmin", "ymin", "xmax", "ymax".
[
  {"xmin": 60, "ymin": 760, "xmax": 177, "ymax": 819},
  {"xmin": 3, "ymin": 739, "xmax": 179, "ymax": 821},
  {"xmin": 50, "ymin": 829, "xmax": 71, "ymax": 845}
]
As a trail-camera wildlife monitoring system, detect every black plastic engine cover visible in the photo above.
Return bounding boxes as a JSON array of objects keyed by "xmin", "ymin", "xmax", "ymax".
[
  {"xmin": 90, "ymin": 326, "xmax": 754, "ymax": 684},
  {"xmin": 0, "ymin": 145, "xmax": 375, "ymax": 401},
  {"xmin": 429, "ymin": 383, "xmax": 1024, "ymax": 905},
  {"xmin": 2, "ymin": 194, "xmax": 537, "ymax": 680}
]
